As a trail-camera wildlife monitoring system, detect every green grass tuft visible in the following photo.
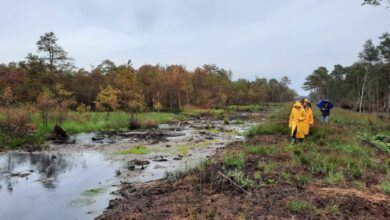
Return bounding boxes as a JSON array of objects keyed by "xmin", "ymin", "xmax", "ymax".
[
  {"xmin": 326, "ymin": 204, "xmax": 341, "ymax": 215},
  {"xmin": 297, "ymin": 175, "xmax": 311, "ymax": 185},
  {"xmin": 1, "ymin": 111, "xmax": 181, "ymax": 149},
  {"xmin": 245, "ymin": 124, "xmax": 289, "ymax": 138},
  {"xmin": 245, "ymin": 145, "xmax": 274, "ymax": 155},
  {"xmin": 287, "ymin": 200, "xmax": 314, "ymax": 213},
  {"xmin": 177, "ymin": 144, "xmax": 190, "ymax": 156},
  {"xmin": 324, "ymin": 172, "xmax": 344, "ymax": 185},
  {"xmin": 381, "ymin": 182, "xmax": 390, "ymax": 195},
  {"xmin": 258, "ymin": 161, "xmax": 277, "ymax": 174},
  {"xmin": 223, "ymin": 152, "xmax": 245, "ymax": 169},
  {"xmin": 81, "ymin": 188, "xmax": 105, "ymax": 196},
  {"xmin": 226, "ymin": 170, "xmax": 256, "ymax": 189},
  {"xmin": 119, "ymin": 145, "xmax": 151, "ymax": 155}
]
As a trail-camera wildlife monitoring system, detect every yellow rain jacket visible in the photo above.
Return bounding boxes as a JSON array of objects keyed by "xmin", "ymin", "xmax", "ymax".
[
  {"xmin": 303, "ymin": 106, "xmax": 314, "ymax": 135},
  {"xmin": 289, "ymin": 101, "xmax": 306, "ymax": 139}
]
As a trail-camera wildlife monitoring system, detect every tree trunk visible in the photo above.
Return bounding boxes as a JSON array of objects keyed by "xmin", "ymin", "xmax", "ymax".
[
  {"xmin": 49, "ymin": 45, "xmax": 54, "ymax": 73},
  {"xmin": 359, "ymin": 71, "xmax": 368, "ymax": 114},
  {"xmin": 44, "ymin": 111, "xmax": 48, "ymax": 128},
  {"xmin": 177, "ymin": 89, "xmax": 181, "ymax": 110},
  {"xmin": 106, "ymin": 112, "xmax": 110, "ymax": 121},
  {"xmin": 387, "ymin": 89, "xmax": 390, "ymax": 118},
  {"xmin": 186, "ymin": 91, "xmax": 189, "ymax": 107},
  {"xmin": 169, "ymin": 90, "xmax": 173, "ymax": 110}
]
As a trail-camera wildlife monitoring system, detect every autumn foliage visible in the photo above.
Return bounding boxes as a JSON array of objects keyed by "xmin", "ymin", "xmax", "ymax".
[{"xmin": 0, "ymin": 32, "xmax": 296, "ymax": 115}]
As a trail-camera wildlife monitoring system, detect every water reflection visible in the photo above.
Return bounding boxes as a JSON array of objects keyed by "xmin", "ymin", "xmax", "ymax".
[
  {"xmin": 0, "ymin": 152, "xmax": 122, "ymax": 220},
  {"xmin": 0, "ymin": 152, "xmax": 75, "ymax": 190}
]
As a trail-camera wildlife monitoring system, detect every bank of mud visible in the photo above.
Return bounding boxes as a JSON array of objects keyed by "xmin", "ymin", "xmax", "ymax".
[
  {"xmin": 97, "ymin": 109, "xmax": 390, "ymax": 220},
  {"xmin": 98, "ymin": 139, "xmax": 390, "ymax": 220}
]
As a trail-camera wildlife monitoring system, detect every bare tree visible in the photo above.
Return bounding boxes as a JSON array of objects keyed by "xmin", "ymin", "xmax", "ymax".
[
  {"xmin": 36, "ymin": 32, "xmax": 72, "ymax": 72},
  {"xmin": 358, "ymin": 40, "xmax": 380, "ymax": 113}
]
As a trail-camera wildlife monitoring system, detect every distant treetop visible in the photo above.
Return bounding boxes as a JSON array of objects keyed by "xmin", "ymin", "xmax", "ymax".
[{"xmin": 362, "ymin": 0, "xmax": 390, "ymax": 6}]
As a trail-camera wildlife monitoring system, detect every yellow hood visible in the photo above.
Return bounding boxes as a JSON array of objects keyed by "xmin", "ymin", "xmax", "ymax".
[{"xmin": 293, "ymin": 101, "xmax": 302, "ymax": 108}]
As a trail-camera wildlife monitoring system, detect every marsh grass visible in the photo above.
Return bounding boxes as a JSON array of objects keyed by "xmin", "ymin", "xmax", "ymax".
[
  {"xmin": 165, "ymin": 159, "xmax": 214, "ymax": 180},
  {"xmin": 258, "ymin": 161, "xmax": 277, "ymax": 174},
  {"xmin": 325, "ymin": 204, "xmax": 341, "ymax": 215},
  {"xmin": 36, "ymin": 111, "xmax": 179, "ymax": 134},
  {"xmin": 281, "ymin": 172, "xmax": 290, "ymax": 182},
  {"xmin": 177, "ymin": 144, "xmax": 190, "ymax": 156},
  {"xmin": 327, "ymin": 142, "xmax": 370, "ymax": 157},
  {"xmin": 119, "ymin": 145, "xmax": 151, "ymax": 155},
  {"xmin": 81, "ymin": 188, "xmax": 106, "ymax": 196},
  {"xmin": 226, "ymin": 169, "xmax": 256, "ymax": 189},
  {"xmin": 361, "ymin": 133, "xmax": 390, "ymax": 153},
  {"xmin": 223, "ymin": 152, "xmax": 245, "ymax": 169},
  {"xmin": 182, "ymin": 106, "xmax": 224, "ymax": 117},
  {"xmin": 245, "ymin": 124, "xmax": 289, "ymax": 138},
  {"xmin": 383, "ymin": 159, "xmax": 390, "ymax": 174},
  {"xmin": 297, "ymin": 175, "xmax": 311, "ymax": 185},
  {"xmin": 245, "ymin": 145, "xmax": 274, "ymax": 155},
  {"xmin": 1, "ymin": 111, "xmax": 180, "ymax": 148},
  {"xmin": 381, "ymin": 182, "xmax": 390, "ymax": 195},
  {"xmin": 324, "ymin": 172, "xmax": 344, "ymax": 185},
  {"xmin": 226, "ymin": 105, "xmax": 266, "ymax": 113},
  {"xmin": 287, "ymin": 200, "xmax": 314, "ymax": 213},
  {"xmin": 253, "ymin": 171, "xmax": 262, "ymax": 180},
  {"xmin": 0, "ymin": 133, "xmax": 45, "ymax": 148}
]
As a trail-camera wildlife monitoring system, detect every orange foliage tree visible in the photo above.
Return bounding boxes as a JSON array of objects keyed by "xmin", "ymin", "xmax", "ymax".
[{"xmin": 95, "ymin": 86, "xmax": 119, "ymax": 119}]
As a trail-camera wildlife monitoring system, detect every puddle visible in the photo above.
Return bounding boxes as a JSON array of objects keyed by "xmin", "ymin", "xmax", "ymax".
[
  {"xmin": 0, "ymin": 152, "xmax": 122, "ymax": 220},
  {"xmin": 69, "ymin": 132, "xmax": 117, "ymax": 144}
]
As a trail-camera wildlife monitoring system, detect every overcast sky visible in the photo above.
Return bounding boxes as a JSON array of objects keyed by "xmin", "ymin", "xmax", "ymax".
[{"xmin": 1, "ymin": 0, "xmax": 389, "ymax": 94}]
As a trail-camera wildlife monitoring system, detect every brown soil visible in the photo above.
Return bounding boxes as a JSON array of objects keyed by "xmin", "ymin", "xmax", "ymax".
[
  {"xmin": 247, "ymin": 134, "xmax": 287, "ymax": 146},
  {"xmin": 98, "ymin": 136, "xmax": 390, "ymax": 220}
]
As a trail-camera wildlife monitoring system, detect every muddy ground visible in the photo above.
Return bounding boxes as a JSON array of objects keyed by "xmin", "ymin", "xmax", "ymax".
[{"xmin": 97, "ymin": 136, "xmax": 390, "ymax": 220}]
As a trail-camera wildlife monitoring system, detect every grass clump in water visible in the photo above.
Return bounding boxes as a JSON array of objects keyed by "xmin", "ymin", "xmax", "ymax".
[
  {"xmin": 70, "ymin": 198, "xmax": 96, "ymax": 207},
  {"xmin": 177, "ymin": 144, "xmax": 190, "ymax": 156},
  {"xmin": 119, "ymin": 145, "xmax": 151, "ymax": 155},
  {"xmin": 81, "ymin": 187, "xmax": 105, "ymax": 196}
]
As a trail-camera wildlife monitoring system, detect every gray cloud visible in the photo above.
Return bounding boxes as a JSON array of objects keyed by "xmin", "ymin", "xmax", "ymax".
[{"xmin": 1, "ymin": 0, "xmax": 389, "ymax": 94}]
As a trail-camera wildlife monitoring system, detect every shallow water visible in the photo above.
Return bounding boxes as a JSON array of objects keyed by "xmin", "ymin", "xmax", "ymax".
[
  {"xmin": 0, "ymin": 112, "xmax": 265, "ymax": 220},
  {"xmin": 0, "ymin": 152, "xmax": 122, "ymax": 220}
]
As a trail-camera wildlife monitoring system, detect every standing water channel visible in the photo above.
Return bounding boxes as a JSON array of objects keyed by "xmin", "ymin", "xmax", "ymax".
[{"xmin": 0, "ymin": 112, "xmax": 265, "ymax": 220}]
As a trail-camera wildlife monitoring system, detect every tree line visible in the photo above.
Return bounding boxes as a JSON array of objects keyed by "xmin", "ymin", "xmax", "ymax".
[
  {"xmin": 303, "ymin": 32, "xmax": 390, "ymax": 115},
  {"xmin": 0, "ymin": 32, "xmax": 296, "ymax": 115}
]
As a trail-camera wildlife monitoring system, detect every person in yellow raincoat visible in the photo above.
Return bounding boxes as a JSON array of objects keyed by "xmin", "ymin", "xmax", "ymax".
[
  {"xmin": 301, "ymin": 98, "xmax": 314, "ymax": 136},
  {"xmin": 289, "ymin": 101, "xmax": 306, "ymax": 144}
]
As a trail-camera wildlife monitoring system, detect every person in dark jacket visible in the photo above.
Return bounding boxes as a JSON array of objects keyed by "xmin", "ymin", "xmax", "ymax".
[{"xmin": 320, "ymin": 102, "xmax": 330, "ymax": 123}]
